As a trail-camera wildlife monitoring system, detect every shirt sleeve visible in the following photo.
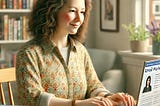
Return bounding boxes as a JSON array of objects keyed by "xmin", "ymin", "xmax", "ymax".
[
  {"xmin": 84, "ymin": 48, "xmax": 111, "ymax": 98},
  {"xmin": 16, "ymin": 49, "xmax": 54, "ymax": 106},
  {"xmin": 39, "ymin": 92, "xmax": 55, "ymax": 106}
]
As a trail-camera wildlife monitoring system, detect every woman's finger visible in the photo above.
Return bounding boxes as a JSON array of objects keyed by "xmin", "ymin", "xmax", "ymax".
[
  {"xmin": 129, "ymin": 95, "xmax": 136, "ymax": 106},
  {"xmin": 94, "ymin": 97, "xmax": 108, "ymax": 106},
  {"xmin": 109, "ymin": 93, "xmax": 128, "ymax": 106},
  {"xmin": 103, "ymin": 98, "xmax": 113, "ymax": 106},
  {"xmin": 123, "ymin": 93, "xmax": 135, "ymax": 106},
  {"xmin": 117, "ymin": 93, "xmax": 128, "ymax": 106}
]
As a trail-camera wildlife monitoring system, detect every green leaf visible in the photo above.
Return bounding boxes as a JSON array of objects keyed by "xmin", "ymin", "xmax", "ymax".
[{"xmin": 122, "ymin": 23, "xmax": 150, "ymax": 41}]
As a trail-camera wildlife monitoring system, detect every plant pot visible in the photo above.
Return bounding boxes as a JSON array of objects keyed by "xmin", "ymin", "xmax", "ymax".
[
  {"xmin": 152, "ymin": 40, "xmax": 160, "ymax": 55},
  {"xmin": 130, "ymin": 39, "xmax": 149, "ymax": 52}
]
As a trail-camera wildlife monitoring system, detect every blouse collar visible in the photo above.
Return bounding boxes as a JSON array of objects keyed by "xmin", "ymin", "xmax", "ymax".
[{"xmin": 40, "ymin": 36, "xmax": 77, "ymax": 54}]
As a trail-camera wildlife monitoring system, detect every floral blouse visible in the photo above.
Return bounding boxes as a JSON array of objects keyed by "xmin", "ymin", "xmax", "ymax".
[{"xmin": 16, "ymin": 37, "xmax": 109, "ymax": 106}]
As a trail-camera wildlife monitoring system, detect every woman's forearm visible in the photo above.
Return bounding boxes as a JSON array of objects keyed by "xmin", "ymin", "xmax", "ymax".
[{"xmin": 49, "ymin": 97, "xmax": 73, "ymax": 106}]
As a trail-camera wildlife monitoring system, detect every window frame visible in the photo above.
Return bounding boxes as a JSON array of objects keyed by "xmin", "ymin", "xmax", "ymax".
[{"xmin": 135, "ymin": 0, "xmax": 154, "ymax": 52}]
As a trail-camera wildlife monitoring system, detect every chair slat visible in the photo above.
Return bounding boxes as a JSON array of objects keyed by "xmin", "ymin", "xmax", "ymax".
[
  {"xmin": 0, "ymin": 67, "xmax": 16, "ymax": 105},
  {"xmin": 8, "ymin": 82, "xmax": 14, "ymax": 105},
  {"xmin": 0, "ymin": 83, "xmax": 6, "ymax": 104}
]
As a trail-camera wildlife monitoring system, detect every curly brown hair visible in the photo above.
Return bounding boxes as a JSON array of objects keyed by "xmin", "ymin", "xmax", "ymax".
[{"xmin": 28, "ymin": 0, "xmax": 92, "ymax": 43}]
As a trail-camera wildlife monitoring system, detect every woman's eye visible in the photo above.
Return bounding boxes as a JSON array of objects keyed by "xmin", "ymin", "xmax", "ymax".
[
  {"xmin": 69, "ymin": 10, "xmax": 75, "ymax": 12},
  {"xmin": 81, "ymin": 11, "xmax": 85, "ymax": 14}
]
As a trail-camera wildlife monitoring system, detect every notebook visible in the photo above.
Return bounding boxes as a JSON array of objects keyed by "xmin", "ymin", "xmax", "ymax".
[{"xmin": 136, "ymin": 59, "xmax": 160, "ymax": 106}]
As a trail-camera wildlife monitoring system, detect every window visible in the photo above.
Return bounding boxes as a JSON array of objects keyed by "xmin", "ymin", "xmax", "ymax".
[
  {"xmin": 136, "ymin": 0, "xmax": 160, "ymax": 51},
  {"xmin": 152, "ymin": 0, "xmax": 160, "ymax": 21}
]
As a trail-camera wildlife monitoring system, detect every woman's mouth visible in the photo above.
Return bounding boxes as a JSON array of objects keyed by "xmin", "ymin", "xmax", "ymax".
[{"xmin": 70, "ymin": 23, "xmax": 80, "ymax": 28}]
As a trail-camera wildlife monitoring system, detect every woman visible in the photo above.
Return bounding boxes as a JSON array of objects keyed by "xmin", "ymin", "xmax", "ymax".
[
  {"xmin": 143, "ymin": 76, "xmax": 152, "ymax": 93},
  {"xmin": 16, "ymin": 0, "xmax": 135, "ymax": 106}
]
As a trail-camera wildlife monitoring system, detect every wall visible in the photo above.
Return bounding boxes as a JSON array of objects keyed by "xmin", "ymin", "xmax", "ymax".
[
  {"xmin": 85, "ymin": 0, "xmax": 151, "ymax": 100},
  {"xmin": 86, "ymin": 0, "xmax": 135, "ymax": 51}
]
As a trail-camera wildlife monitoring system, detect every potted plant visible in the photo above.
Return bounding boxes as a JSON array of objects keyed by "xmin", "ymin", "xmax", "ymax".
[
  {"xmin": 146, "ymin": 20, "xmax": 160, "ymax": 55},
  {"xmin": 122, "ymin": 23, "xmax": 150, "ymax": 52}
]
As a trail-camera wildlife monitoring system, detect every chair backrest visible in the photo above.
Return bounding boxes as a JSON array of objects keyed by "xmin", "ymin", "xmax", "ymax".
[
  {"xmin": 0, "ymin": 67, "xmax": 16, "ymax": 105},
  {"xmin": 87, "ymin": 48, "xmax": 116, "ymax": 80}
]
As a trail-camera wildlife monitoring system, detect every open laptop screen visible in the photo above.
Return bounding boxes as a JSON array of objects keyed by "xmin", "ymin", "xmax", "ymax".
[{"xmin": 136, "ymin": 59, "xmax": 160, "ymax": 106}]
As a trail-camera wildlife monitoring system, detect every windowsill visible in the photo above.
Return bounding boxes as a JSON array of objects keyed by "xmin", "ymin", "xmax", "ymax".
[
  {"xmin": 118, "ymin": 50, "xmax": 160, "ymax": 59},
  {"xmin": 118, "ymin": 50, "xmax": 160, "ymax": 66}
]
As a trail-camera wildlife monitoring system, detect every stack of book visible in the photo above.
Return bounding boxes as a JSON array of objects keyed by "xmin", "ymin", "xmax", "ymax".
[{"xmin": 0, "ymin": 0, "xmax": 34, "ymax": 9}]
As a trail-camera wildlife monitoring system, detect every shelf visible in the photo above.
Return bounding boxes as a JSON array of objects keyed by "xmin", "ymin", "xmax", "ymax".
[
  {"xmin": 0, "ymin": 40, "xmax": 29, "ymax": 44},
  {"xmin": 0, "ymin": 9, "xmax": 31, "ymax": 13},
  {"xmin": 0, "ymin": 0, "xmax": 33, "ymax": 68}
]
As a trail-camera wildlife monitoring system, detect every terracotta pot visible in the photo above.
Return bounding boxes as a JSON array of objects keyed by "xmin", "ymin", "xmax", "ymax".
[{"xmin": 130, "ymin": 39, "xmax": 149, "ymax": 52}]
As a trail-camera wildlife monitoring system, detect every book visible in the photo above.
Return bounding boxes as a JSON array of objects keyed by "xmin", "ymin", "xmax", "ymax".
[
  {"xmin": 13, "ymin": 18, "xmax": 18, "ymax": 40},
  {"xmin": 22, "ymin": 15, "xmax": 27, "ymax": 40},
  {"xmin": 7, "ymin": 0, "xmax": 13, "ymax": 9},
  {"xmin": 22, "ymin": 0, "xmax": 27, "ymax": 9},
  {"xmin": 13, "ymin": 0, "xmax": 17, "ymax": 9},
  {"xmin": 18, "ymin": 0, "xmax": 22, "ymax": 9},
  {"xmin": 0, "ymin": 17, "xmax": 3, "ymax": 40},
  {"xmin": 3, "ymin": 15, "xmax": 9, "ymax": 40},
  {"xmin": 1, "ymin": 0, "xmax": 6, "ymax": 9}
]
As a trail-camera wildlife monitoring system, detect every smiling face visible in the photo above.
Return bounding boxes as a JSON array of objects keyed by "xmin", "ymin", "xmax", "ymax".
[
  {"xmin": 56, "ymin": 0, "xmax": 86, "ymax": 35},
  {"xmin": 147, "ymin": 77, "xmax": 151, "ymax": 86}
]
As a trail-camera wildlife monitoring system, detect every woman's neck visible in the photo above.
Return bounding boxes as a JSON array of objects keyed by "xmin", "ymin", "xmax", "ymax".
[{"xmin": 51, "ymin": 33, "xmax": 68, "ymax": 48}]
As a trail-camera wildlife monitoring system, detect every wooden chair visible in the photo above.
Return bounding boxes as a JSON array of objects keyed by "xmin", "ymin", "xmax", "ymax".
[{"xmin": 0, "ymin": 67, "xmax": 16, "ymax": 105}]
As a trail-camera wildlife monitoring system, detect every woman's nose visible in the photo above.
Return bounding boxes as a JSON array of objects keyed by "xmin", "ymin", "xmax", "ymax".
[{"xmin": 75, "ymin": 12, "xmax": 83, "ymax": 21}]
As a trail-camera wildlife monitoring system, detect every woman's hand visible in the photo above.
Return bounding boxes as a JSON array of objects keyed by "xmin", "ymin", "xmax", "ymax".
[
  {"xmin": 107, "ymin": 92, "xmax": 136, "ymax": 106},
  {"xmin": 75, "ymin": 92, "xmax": 135, "ymax": 106},
  {"xmin": 75, "ymin": 96, "xmax": 119, "ymax": 106}
]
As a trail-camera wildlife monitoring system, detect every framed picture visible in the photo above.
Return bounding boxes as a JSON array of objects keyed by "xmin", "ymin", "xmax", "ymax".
[
  {"xmin": 100, "ymin": 0, "xmax": 119, "ymax": 32},
  {"xmin": 153, "ymin": 0, "xmax": 160, "ymax": 20}
]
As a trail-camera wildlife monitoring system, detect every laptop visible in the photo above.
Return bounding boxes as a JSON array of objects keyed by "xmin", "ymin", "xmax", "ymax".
[{"xmin": 136, "ymin": 59, "xmax": 160, "ymax": 106}]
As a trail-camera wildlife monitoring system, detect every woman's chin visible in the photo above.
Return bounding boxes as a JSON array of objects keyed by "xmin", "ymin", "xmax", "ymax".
[{"xmin": 69, "ymin": 30, "xmax": 78, "ymax": 35}]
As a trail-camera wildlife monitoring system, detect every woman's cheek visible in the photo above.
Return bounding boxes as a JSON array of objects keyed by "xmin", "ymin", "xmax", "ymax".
[{"xmin": 63, "ymin": 13, "xmax": 73, "ymax": 22}]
